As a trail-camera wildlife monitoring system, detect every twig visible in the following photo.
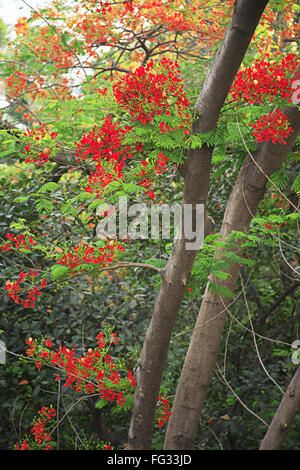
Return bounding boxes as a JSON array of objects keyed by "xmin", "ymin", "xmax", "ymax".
[
  {"xmin": 215, "ymin": 362, "xmax": 269, "ymax": 427},
  {"xmin": 240, "ymin": 273, "xmax": 285, "ymax": 395}
]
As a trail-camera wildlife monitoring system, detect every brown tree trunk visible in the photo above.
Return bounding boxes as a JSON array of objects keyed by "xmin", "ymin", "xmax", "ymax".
[
  {"xmin": 164, "ymin": 106, "xmax": 300, "ymax": 450},
  {"xmin": 127, "ymin": 0, "xmax": 270, "ymax": 450},
  {"xmin": 260, "ymin": 365, "xmax": 300, "ymax": 450}
]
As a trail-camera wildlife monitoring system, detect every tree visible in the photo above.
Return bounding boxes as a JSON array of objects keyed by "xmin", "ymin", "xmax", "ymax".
[
  {"xmin": 0, "ymin": 0, "xmax": 299, "ymax": 451},
  {"xmin": 164, "ymin": 104, "xmax": 300, "ymax": 449},
  {"xmin": 128, "ymin": 0, "xmax": 271, "ymax": 450},
  {"xmin": 260, "ymin": 364, "xmax": 300, "ymax": 450}
]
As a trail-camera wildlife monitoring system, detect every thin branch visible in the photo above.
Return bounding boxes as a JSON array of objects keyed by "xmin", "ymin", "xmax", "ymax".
[
  {"xmin": 216, "ymin": 362, "xmax": 269, "ymax": 427},
  {"xmin": 240, "ymin": 273, "xmax": 285, "ymax": 395}
]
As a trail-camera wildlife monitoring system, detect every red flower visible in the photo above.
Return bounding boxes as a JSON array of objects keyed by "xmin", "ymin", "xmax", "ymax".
[
  {"xmin": 230, "ymin": 54, "xmax": 300, "ymax": 105},
  {"xmin": 113, "ymin": 57, "xmax": 191, "ymax": 130},
  {"xmin": 252, "ymin": 110, "xmax": 294, "ymax": 145},
  {"xmin": 45, "ymin": 337, "xmax": 52, "ymax": 348},
  {"xmin": 157, "ymin": 395, "xmax": 172, "ymax": 427}
]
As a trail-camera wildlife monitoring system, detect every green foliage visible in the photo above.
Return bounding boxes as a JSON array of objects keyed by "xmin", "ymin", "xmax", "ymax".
[
  {"xmin": 291, "ymin": 173, "xmax": 300, "ymax": 194},
  {"xmin": 38, "ymin": 182, "xmax": 60, "ymax": 193}
]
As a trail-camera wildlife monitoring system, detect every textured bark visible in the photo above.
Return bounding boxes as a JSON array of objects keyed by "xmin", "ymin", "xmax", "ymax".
[
  {"xmin": 127, "ymin": 0, "xmax": 270, "ymax": 450},
  {"xmin": 260, "ymin": 365, "xmax": 300, "ymax": 450},
  {"xmin": 164, "ymin": 106, "xmax": 300, "ymax": 450}
]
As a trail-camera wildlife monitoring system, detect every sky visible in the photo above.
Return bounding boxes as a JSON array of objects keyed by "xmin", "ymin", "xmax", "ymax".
[
  {"xmin": 0, "ymin": 0, "xmax": 47, "ymax": 27},
  {"xmin": 0, "ymin": 0, "xmax": 50, "ymax": 108}
]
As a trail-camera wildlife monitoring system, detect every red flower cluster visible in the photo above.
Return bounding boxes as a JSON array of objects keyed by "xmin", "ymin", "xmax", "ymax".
[
  {"xmin": 74, "ymin": 13, "xmax": 109, "ymax": 47},
  {"xmin": 231, "ymin": 60, "xmax": 290, "ymax": 104},
  {"xmin": 31, "ymin": 418, "xmax": 53, "ymax": 447},
  {"xmin": 25, "ymin": 332, "xmax": 136, "ymax": 408},
  {"xmin": 251, "ymin": 109, "xmax": 294, "ymax": 144},
  {"xmin": 127, "ymin": 370, "xmax": 136, "ymax": 388},
  {"xmin": 75, "ymin": 115, "xmax": 133, "ymax": 197},
  {"xmin": 157, "ymin": 395, "xmax": 172, "ymax": 427},
  {"xmin": 113, "ymin": 57, "xmax": 191, "ymax": 129},
  {"xmin": 57, "ymin": 240, "xmax": 125, "ymax": 275},
  {"xmin": 23, "ymin": 122, "xmax": 57, "ymax": 167},
  {"xmin": 75, "ymin": 114, "xmax": 168, "ymax": 199},
  {"xmin": 5, "ymin": 269, "xmax": 47, "ymax": 308},
  {"xmin": 15, "ymin": 440, "xmax": 30, "ymax": 450},
  {"xmin": 154, "ymin": 7, "xmax": 199, "ymax": 33},
  {"xmin": 280, "ymin": 52, "xmax": 300, "ymax": 81},
  {"xmin": 5, "ymin": 70, "xmax": 46, "ymax": 101},
  {"xmin": 14, "ymin": 16, "xmax": 29, "ymax": 37},
  {"xmin": 15, "ymin": 406, "xmax": 56, "ymax": 450},
  {"xmin": 75, "ymin": 115, "xmax": 132, "ymax": 165},
  {"xmin": 0, "ymin": 233, "xmax": 37, "ymax": 253},
  {"xmin": 136, "ymin": 152, "xmax": 169, "ymax": 199},
  {"xmin": 35, "ymin": 27, "xmax": 74, "ymax": 69},
  {"xmin": 230, "ymin": 54, "xmax": 300, "ymax": 105}
]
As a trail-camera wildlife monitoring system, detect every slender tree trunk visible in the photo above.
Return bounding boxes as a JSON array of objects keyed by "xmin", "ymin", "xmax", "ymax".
[
  {"xmin": 127, "ymin": 0, "xmax": 270, "ymax": 450},
  {"xmin": 260, "ymin": 365, "xmax": 300, "ymax": 450},
  {"xmin": 164, "ymin": 106, "xmax": 300, "ymax": 450}
]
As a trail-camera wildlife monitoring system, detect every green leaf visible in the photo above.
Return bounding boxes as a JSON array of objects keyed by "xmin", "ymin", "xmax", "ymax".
[
  {"xmin": 208, "ymin": 281, "xmax": 234, "ymax": 299},
  {"xmin": 51, "ymin": 264, "xmax": 70, "ymax": 281},
  {"xmin": 14, "ymin": 196, "xmax": 30, "ymax": 203},
  {"xmin": 38, "ymin": 182, "xmax": 60, "ymax": 193},
  {"xmin": 213, "ymin": 271, "xmax": 232, "ymax": 280},
  {"xmin": 190, "ymin": 134, "xmax": 203, "ymax": 149},
  {"xmin": 267, "ymin": 168, "xmax": 288, "ymax": 191},
  {"xmin": 71, "ymin": 192, "xmax": 92, "ymax": 203},
  {"xmin": 88, "ymin": 200, "xmax": 104, "ymax": 211},
  {"xmin": 213, "ymin": 240, "xmax": 227, "ymax": 247},
  {"xmin": 291, "ymin": 173, "xmax": 300, "ymax": 194},
  {"xmin": 60, "ymin": 31, "xmax": 71, "ymax": 48},
  {"xmin": 222, "ymin": 251, "xmax": 255, "ymax": 267},
  {"xmin": 95, "ymin": 399, "xmax": 107, "ymax": 410},
  {"xmin": 144, "ymin": 259, "xmax": 167, "ymax": 269},
  {"xmin": 286, "ymin": 213, "xmax": 300, "ymax": 220},
  {"xmin": 10, "ymin": 220, "xmax": 27, "ymax": 230},
  {"xmin": 36, "ymin": 199, "xmax": 53, "ymax": 213},
  {"xmin": 61, "ymin": 203, "xmax": 78, "ymax": 217},
  {"xmin": 0, "ymin": 146, "xmax": 16, "ymax": 158}
]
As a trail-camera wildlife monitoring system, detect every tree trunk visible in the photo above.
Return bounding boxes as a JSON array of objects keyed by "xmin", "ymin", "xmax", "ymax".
[
  {"xmin": 260, "ymin": 365, "xmax": 300, "ymax": 450},
  {"xmin": 163, "ymin": 106, "xmax": 300, "ymax": 450},
  {"xmin": 127, "ymin": 0, "xmax": 270, "ymax": 450}
]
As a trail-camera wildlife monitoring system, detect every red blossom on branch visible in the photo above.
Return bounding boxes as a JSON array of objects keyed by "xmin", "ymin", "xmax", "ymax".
[
  {"xmin": 5, "ymin": 269, "xmax": 47, "ymax": 308},
  {"xmin": 251, "ymin": 109, "xmax": 294, "ymax": 145},
  {"xmin": 24, "ymin": 331, "xmax": 136, "ymax": 411},
  {"xmin": 15, "ymin": 406, "xmax": 56, "ymax": 450},
  {"xmin": 1, "ymin": 233, "xmax": 37, "ymax": 253},
  {"xmin": 230, "ymin": 54, "xmax": 300, "ymax": 105},
  {"xmin": 113, "ymin": 57, "xmax": 191, "ymax": 130},
  {"xmin": 23, "ymin": 122, "xmax": 58, "ymax": 166},
  {"xmin": 57, "ymin": 240, "xmax": 125, "ymax": 274},
  {"xmin": 157, "ymin": 395, "xmax": 172, "ymax": 427}
]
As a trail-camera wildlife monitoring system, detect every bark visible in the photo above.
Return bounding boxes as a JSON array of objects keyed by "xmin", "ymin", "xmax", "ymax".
[
  {"xmin": 164, "ymin": 106, "xmax": 300, "ymax": 450},
  {"xmin": 127, "ymin": 0, "xmax": 270, "ymax": 450},
  {"xmin": 259, "ymin": 365, "xmax": 300, "ymax": 450}
]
